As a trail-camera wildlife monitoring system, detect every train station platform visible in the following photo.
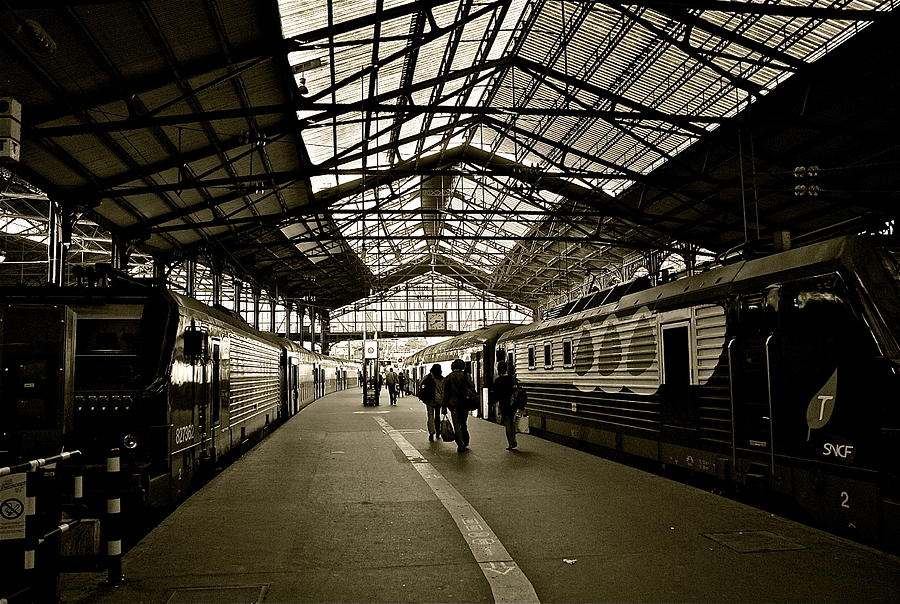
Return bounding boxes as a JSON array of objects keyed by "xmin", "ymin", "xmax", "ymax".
[{"xmin": 63, "ymin": 388, "xmax": 900, "ymax": 603}]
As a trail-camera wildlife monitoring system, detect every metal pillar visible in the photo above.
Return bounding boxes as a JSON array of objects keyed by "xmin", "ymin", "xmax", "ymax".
[
  {"xmin": 110, "ymin": 234, "xmax": 130, "ymax": 272},
  {"xmin": 152, "ymin": 257, "xmax": 167, "ymax": 287},
  {"xmin": 46, "ymin": 199, "xmax": 66, "ymax": 285},
  {"xmin": 252, "ymin": 288, "xmax": 261, "ymax": 330},
  {"xmin": 320, "ymin": 316, "xmax": 327, "ymax": 354},
  {"xmin": 185, "ymin": 260, "xmax": 196, "ymax": 298},
  {"xmin": 285, "ymin": 301, "xmax": 292, "ymax": 339},
  {"xmin": 310, "ymin": 310, "xmax": 317, "ymax": 352},
  {"xmin": 269, "ymin": 298, "xmax": 276, "ymax": 333},
  {"xmin": 234, "ymin": 279, "xmax": 243, "ymax": 316},
  {"xmin": 211, "ymin": 262, "xmax": 222, "ymax": 307},
  {"xmin": 297, "ymin": 305, "xmax": 305, "ymax": 347}
]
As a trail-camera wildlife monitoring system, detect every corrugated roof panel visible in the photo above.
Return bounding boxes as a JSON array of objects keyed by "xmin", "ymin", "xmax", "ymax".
[{"xmin": 274, "ymin": 0, "xmax": 895, "ymax": 292}]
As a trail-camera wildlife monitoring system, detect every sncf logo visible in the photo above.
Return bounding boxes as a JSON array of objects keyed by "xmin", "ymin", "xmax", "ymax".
[{"xmin": 823, "ymin": 443, "xmax": 855, "ymax": 459}]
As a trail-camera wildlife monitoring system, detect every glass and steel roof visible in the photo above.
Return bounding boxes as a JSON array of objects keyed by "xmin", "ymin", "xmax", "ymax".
[
  {"xmin": 1, "ymin": 1, "xmax": 896, "ymax": 311},
  {"xmin": 277, "ymin": 0, "xmax": 894, "ymax": 300}
]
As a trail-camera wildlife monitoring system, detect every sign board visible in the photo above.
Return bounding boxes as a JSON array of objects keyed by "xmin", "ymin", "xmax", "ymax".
[
  {"xmin": 363, "ymin": 340, "xmax": 379, "ymax": 360},
  {"xmin": 426, "ymin": 311, "xmax": 447, "ymax": 331},
  {"xmin": 0, "ymin": 472, "xmax": 27, "ymax": 540},
  {"xmin": 0, "ymin": 97, "xmax": 22, "ymax": 162},
  {"xmin": 0, "ymin": 138, "xmax": 20, "ymax": 162}
]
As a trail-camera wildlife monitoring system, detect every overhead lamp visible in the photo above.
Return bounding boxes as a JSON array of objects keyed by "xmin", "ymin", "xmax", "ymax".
[{"xmin": 297, "ymin": 77, "xmax": 309, "ymax": 96}]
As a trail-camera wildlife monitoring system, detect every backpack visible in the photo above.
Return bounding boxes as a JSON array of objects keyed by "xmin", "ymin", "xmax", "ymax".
[{"xmin": 417, "ymin": 376, "xmax": 434, "ymax": 403}]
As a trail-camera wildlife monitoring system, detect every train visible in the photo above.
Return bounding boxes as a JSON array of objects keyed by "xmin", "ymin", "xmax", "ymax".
[
  {"xmin": 0, "ymin": 284, "xmax": 360, "ymax": 511},
  {"xmin": 412, "ymin": 235, "xmax": 900, "ymax": 550}
]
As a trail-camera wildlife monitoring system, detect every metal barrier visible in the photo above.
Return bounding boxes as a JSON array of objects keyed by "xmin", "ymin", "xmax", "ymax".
[{"xmin": 0, "ymin": 451, "xmax": 94, "ymax": 603}]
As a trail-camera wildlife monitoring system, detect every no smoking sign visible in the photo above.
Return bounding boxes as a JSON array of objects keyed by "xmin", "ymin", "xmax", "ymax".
[{"xmin": 0, "ymin": 473, "xmax": 27, "ymax": 540}]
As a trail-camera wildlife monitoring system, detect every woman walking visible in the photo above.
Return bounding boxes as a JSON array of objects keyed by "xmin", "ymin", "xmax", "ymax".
[{"xmin": 417, "ymin": 364, "xmax": 445, "ymax": 441}]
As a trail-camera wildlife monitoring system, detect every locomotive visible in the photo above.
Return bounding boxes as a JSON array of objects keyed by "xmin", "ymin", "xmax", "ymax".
[
  {"xmin": 0, "ymin": 284, "xmax": 359, "ymax": 508},
  {"xmin": 495, "ymin": 235, "xmax": 900, "ymax": 549}
]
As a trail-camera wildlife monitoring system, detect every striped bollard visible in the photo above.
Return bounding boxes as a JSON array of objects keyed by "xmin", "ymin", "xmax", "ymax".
[
  {"xmin": 23, "ymin": 469, "xmax": 37, "ymax": 590},
  {"xmin": 105, "ymin": 448, "xmax": 124, "ymax": 585}
]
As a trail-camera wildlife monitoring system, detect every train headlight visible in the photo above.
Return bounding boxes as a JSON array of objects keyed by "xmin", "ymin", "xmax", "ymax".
[{"xmin": 123, "ymin": 433, "xmax": 139, "ymax": 450}]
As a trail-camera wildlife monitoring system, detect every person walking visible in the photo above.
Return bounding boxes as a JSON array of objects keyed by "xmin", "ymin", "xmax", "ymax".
[
  {"xmin": 375, "ymin": 370, "xmax": 383, "ymax": 404},
  {"xmin": 385, "ymin": 367, "xmax": 399, "ymax": 405},
  {"xmin": 397, "ymin": 370, "xmax": 407, "ymax": 399},
  {"xmin": 490, "ymin": 361, "xmax": 519, "ymax": 450},
  {"xmin": 403, "ymin": 369, "xmax": 412, "ymax": 395},
  {"xmin": 417, "ymin": 364, "xmax": 446, "ymax": 441},
  {"xmin": 443, "ymin": 359, "xmax": 476, "ymax": 453}
]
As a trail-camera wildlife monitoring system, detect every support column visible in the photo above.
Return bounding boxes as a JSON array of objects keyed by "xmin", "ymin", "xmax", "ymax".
[
  {"xmin": 310, "ymin": 310, "xmax": 317, "ymax": 352},
  {"xmin": 269, "ymin": 297, "xmax": 276, "ymax": 333},
  {"xmin": 211, "ymin": 260, "xmax": 222, "ymax": 307},
  {"xmin": 285, "ymin": 301, "xmax": 292, "ymax": 340},
  {"xmin": 252, "ymin": 288, "xmax": 261, "ymax": 330},
  {"xmin": 46, "ymin": 199, "xmax": 66, "ymax": 285},
  {"xmin": 234, "ymin": 279, "xmax": 243, "ymax": 316},
  {"xmin": 320, "ymin": 315, "xmax": 327, "ymax": 354},
  {"xmin": 152, "ymin": 256, "xmax": 167, "ymax": 287},
  {"xmin": 297, "ymin": 305, "xmax": 306, "ymax": 347},
  {"xmin": 185, "ymin": 260, "xmax": 196, "ymax": 298},
  {"xmin": 110, "ymin": 234, "xmax": 131, "ymax": 272}
]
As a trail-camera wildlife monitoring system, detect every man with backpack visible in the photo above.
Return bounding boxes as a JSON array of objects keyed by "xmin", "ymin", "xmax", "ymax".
[
  {"xmin": 490, "ymin": 361, "xmax": 526, "ymax": 450},
  {"xmin": 417, "ymin": 364, "xmax": 446, "ymax": 441},
  {"xmin": 443, "ymin": 359, "xmax": 477, "ymax": 453},
  {"xmin": 385, "ymin": 367, "xmax": 399, "ymax": 405}
]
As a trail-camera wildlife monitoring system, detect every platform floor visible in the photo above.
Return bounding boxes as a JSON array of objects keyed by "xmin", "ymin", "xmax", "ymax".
[{"xmin": 63, "ymin": 387, "xmax": 900, "ymax": 603}]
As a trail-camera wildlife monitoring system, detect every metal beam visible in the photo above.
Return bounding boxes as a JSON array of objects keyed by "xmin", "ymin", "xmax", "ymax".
[
  {"xmin": 644, "ymin": 5, "xmax": 806, "ymax": 70},
  {"xmin": 607, "ymin": 2, "xmax": 764, "ymax": 98},
  {"xmin": 513, "ymin": 56, "xmax": 712, "ymax": 138},
  {"xmin": 299, "ymin": 102, "xmax": 728, "ymax": 123},
  {"xmin": 308, "ymin": 0, "xmax": 509, "ymax": 103},
  {"xmin": 575, "ymin": 1, "xmax": 891, "ymax": 22},
  {"xmin": 286, "ymin": 0, "xmax": 461, "ymax": 45},
  {"xmin": 29, "ymin": 104, "xmax": 296, "ymax": 137}
]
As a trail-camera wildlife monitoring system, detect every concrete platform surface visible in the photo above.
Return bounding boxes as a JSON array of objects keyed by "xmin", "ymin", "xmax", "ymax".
[{"xmin": 61, "ymin": 388, "xmax": 900, "ymax": 603}]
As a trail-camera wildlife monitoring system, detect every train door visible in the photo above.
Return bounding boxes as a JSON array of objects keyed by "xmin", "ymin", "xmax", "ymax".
[
  {"xmin": 314, "ymin": 364, "xmax": 321, "ymax": 398},
  {"xmin": 658, "ymin": 311, "xmax": 699, "ymax": 447},
  {"xmin": 291, "ymin": 361, "xmax": 300, "ymax": 414},
  {"xmin": 727, "ymin": 294, "xmax": 776, "ymax": 481},
  {"xmin": 470, "ymin": 355, "xmax": 485, "ymax": 418},
  {"xmin": 210, "ymin": 340, "xmax": 221, "ymax": 459},
  {"xmin": 0, "ymin": 305, "xmax": 74, "ymax": 461}
]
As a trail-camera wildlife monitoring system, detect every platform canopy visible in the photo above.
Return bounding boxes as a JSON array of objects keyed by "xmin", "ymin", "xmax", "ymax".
[{"xmin": 1, "ymin": 1, "xmax": 898, "ymax": 309}]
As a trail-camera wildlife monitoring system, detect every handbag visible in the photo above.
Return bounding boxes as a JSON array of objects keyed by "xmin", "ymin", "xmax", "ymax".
[
  {"xmin": 515, "ymin": 413, "xmax": 530, "ymax": 434},
  {"xmin": 440, "ymin": 413, "xmax": 456, "ymax": 442}
]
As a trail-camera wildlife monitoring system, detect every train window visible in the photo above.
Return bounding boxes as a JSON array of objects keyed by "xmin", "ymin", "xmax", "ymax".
[
  {"xmin": 562, "ymin": 339, "xmax": 573, "ymax": 367},
  {"xmin": 528, "ymin": 346, "xmax": 536, "ymax": 370},
  {"xmin": 75, "ymin": 318, "xmax": 143, "ymax": 389},
  {"xmin": 661, "ymin": 322, "xmax": 692, "ymax": 386},
  {"xmin": 544, "ymin": 343, "xmax": 553, "ymax": 368}
]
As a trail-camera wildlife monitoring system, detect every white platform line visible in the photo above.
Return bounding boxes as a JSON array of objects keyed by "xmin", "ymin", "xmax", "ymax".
[{"xmin": 375, "ymin": 416, "xmax": 540, "ymax": 604}]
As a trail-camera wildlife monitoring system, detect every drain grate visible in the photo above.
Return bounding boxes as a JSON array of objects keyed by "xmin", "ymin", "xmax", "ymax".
[
  {"xmin": 702, "ymin": 530, "xmax": 805, "ymax": 553},
  {"xmin": 167, "ymin": 584, "xmax": 268, "ymax": 604}
]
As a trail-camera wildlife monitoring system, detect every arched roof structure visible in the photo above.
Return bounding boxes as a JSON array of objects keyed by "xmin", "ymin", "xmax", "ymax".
[{"xmin": 1, "ymin": 1, "xmax": 898, "ymax": 310}]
